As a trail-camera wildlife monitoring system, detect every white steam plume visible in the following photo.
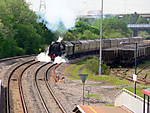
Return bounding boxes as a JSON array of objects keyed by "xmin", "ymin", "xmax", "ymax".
[
  {"xmin": 57, "ymin": 37, "xmax": 63, "ymax": 42},
  {"xmin": 38, "ymin": 0, "xmax": 80, "ymax": 31}
]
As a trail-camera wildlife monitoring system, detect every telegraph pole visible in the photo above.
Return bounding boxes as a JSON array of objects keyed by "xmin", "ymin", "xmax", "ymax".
[
  {"xmin": 134, "ymin": 43, "xmax": 138, "ymax": 95},
  {"xmin": 99, "ymin": 0, "xmax": 103, "ymax": 75}
]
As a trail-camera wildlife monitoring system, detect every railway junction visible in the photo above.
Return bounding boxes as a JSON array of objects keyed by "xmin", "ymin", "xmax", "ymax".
[{"xmin": 0, "ymin": 54, "xmax": 149, "ymax": 113}]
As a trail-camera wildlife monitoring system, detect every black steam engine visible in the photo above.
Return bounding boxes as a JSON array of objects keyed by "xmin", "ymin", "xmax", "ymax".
[{"xmin": 48, "ymin": 42, "xmax": 65, "ymax": 61}]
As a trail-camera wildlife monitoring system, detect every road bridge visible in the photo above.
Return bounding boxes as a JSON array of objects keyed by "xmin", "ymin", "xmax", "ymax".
[{"xmin": 128, "ymin": 24, "xmax": 150, "ymax": 36}]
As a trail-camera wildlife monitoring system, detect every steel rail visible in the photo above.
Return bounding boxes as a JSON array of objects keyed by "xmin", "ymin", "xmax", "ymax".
[
  {"xmin": 45, "ymin": 63, "xmax": 67, "ymax": 113},
  {"xmin": 7, "ymin": 60, "xmax": 34, "ymax": 113},
  {"xmin": 34, "ymin": 62, "xmax": 52, "ymax": 113},
  {"xmin": 0, "ymin": 55, "xmax": 35, "ymax": 63},
  {"xmin": 18, "ymin": 61, "xmax": 39, "ymax": 113}
]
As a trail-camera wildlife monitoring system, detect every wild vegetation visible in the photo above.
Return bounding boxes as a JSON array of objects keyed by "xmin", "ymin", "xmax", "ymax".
[
  {"xmin": 65, "ymin": 57, "xmax": 130, "ymax": 85},
  {"xmin": 0, "ymin": 0, "xmax": 57, "ymax": 58},
  {"xmin": 84, "ymin": 57, "xmax": 110, "ymax": 75}
]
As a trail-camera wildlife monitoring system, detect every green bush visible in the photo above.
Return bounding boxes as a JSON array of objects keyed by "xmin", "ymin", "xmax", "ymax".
[
  {"xmin": 102, "ymin": 63, "xmax": 110, "ymax": 75},
  {"xmin": 85, "ymin": 57, "xmax": 99, "ymax": 74},
  {"xmin": 85, "ymin": 57, "xmax": 110, "ymax": 75}
]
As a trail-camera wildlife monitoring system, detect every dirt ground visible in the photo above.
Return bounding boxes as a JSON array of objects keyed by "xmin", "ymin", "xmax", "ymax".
[{"xmin": 54, "ymin": 63, "xmax": 121, "ymax": 112}]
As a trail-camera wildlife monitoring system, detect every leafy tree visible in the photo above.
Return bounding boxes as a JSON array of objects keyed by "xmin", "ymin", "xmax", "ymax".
[
  {"xmin": 64, "ymin": 31, "xmax": 77, "ymax": 41},
  {"xmin": 14, "ymin": 24, "xmax": 42, "ymax": 54},
  {"xmin": 73, "ymin": 20, "xmax": 99, "ymax": 34},
  {"xmin": 80, "ymin": 30, "xmax": 99, "ymax": 40},
  {"xmin": 129, "ymin": 12, "xmax": 139, "ymax": 24},
  {"xmin": 136, "ymin": 16, "xmax": 149, "ymax": 24},
  {"xmin": 93, "ymin": 18, "xmax": 132, "ymax": 38},
  {"xmin": 0, "ymin": 38, "xmax": 24, "ymax": 58},
  {"xmin": 0, "ymin": 19, "xmax": 8, "ymax": 38},
  {"xmin": 35, "ymin": 22, "xmax": 57, "ymax": 45},
  {"xmin": 64, "ymin": 17, "xmax": 132, "ymax": 40},
  {"xmin": 2, "ymin": 0, "xmax": 37, "ymax": 25}
]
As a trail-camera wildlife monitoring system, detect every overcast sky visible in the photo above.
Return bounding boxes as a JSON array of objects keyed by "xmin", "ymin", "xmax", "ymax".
[
  {"xmin": 27, "ymin": 0, "xmax": 150, "ymax": 14},
  {"xmin": 25, "ymin": 0, "xmax": 150, "ymax": 29}
]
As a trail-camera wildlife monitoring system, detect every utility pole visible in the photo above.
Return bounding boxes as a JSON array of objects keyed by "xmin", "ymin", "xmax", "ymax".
[
  {"xmin": 134, "ymin": 43, "xmax": 138, "ymax": 95},
  {"xmin": 99, "ymin": 0, "xmax": 103, "ymax": 75}
]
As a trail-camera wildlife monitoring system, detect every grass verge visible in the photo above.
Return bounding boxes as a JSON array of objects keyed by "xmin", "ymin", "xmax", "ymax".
[
  {"xmin": 65, "ymin": 63, "xmax": 131, "ymax": 86},
  {"xmin": 85, "ymin": 94, "xmax": 102, "ymax": 100}
]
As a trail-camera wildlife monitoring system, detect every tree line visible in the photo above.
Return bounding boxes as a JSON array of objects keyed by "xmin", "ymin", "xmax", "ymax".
[
  {"xmin": 64, "ymin": 13, "xmax": 150, "ymax": 41},
  {"xmin": 64, "ymin": 18, "xmax": 131, "ymax": 41},
  {"xmin": 0, "ymin": 0, "xmax": 57, "ymax": 58}
]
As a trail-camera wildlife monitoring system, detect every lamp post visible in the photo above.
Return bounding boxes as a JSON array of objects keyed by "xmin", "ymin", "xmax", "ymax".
[{"xmin": 99, "ymin": 0, "xmax": 103, "ymax": 75}]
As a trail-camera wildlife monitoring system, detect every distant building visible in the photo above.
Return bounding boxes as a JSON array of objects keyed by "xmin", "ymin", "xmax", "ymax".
[
  {"xmin": 77, "ymin": 10, "xmax": 115, "ymax": 22},
  {"xmin": 79, "ymin": 10, "xmax": 101, "ymax": 18},
  {"xmin": 78, "ymin": 11, "xmax": 150, "ymax": 24},
  {"xmin": 116, "ymin": 12, "xmax": 150, "ymax": 20}
]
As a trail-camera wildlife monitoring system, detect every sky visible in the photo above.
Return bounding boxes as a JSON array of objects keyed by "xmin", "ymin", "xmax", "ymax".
[
  {"xmin": 26, "ymin": 0, "xmax": 150, "ymax": 14},
  {"xmin": 25, "ymin": 0, "xmax": 150, "ymax": 30}
]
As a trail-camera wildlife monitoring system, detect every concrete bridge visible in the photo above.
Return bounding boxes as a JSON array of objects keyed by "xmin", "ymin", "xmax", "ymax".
[{"xmin": 128, "ymin": 24, "xmax": 150, "ymax": 36}]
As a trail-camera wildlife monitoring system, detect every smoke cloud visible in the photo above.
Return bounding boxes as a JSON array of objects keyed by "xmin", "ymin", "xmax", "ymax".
[{"xmin": 38, "ymin": 0, "xmax": 81, "ymax": 32}]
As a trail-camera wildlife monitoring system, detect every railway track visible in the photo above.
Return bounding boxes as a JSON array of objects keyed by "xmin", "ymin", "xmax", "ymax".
[
  {"xmin": 113, "ymin": 69, "xmax": 150, "ymax": 84},
  {"xmin": 18, "ymin": 61, "xmax": 39, "ymax": 113},
  {"xmin": 5, "ymin": 57, "xmax": 67, "ymax": 113},
  {"xmin": 124, "ymin": 76, "xmax": 150, "ymax": 84},
  {"xmin": 3, "ymin": 53, "xmax": 150, "ymax": 113},
  {"xmin": 34, "ymin": 63, "xmax": 67, "ymax": 113},
  {"xmin": 46, "ymin": 63, "xmax": 67, "ymax": 113},
  {"xmin": 0, "ymin": 55, "xmax": 35, "ymax": 63},
  {"xmin": 7, "ymin": 60, "xmax": 38, "ymax": 113}
]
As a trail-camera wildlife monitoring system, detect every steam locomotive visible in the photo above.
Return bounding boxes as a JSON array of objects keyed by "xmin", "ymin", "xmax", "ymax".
[
  {"xmin": 48, "ymin": 42, "xmax": 65, "ymax": 61},
  {"xmin": 48, "ymin": 37, "xmax": 150, "ymax": 66}
]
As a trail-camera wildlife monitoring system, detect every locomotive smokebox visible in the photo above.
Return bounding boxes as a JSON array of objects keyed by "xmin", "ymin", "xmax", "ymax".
[{"xmin": 48, "ymin": 37, "xmax": 65, "ymax": 61}]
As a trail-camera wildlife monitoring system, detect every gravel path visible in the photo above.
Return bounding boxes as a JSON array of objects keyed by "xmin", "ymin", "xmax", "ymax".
[{"xmin": 50, "ymin": 63, "xmax": 120, "ymax": 112}]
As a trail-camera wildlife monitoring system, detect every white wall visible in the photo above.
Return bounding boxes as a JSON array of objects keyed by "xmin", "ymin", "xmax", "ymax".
[{"xmin": 115, "ymin": 89, "xmax": 149, "ymax": 113}]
